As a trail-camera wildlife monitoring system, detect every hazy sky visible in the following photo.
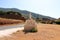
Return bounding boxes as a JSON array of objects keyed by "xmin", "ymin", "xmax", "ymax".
[{"xmin": 0, "ymin": 0, "xmax": 60, "ymax": 18}]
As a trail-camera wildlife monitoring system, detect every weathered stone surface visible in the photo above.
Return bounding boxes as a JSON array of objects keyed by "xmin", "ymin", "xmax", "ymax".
[{"xmin": 24, "ymin": 19, "xmax": 37, "ymax": 31}]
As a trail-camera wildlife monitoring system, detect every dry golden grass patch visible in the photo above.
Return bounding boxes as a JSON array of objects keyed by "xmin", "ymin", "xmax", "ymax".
[{"xmin": 0, "ymin": 18, "xmax": 24, "ymax": 25}]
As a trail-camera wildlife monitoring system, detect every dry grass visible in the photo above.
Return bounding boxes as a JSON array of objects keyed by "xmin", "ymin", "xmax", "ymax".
[
  {"xmin": 0, "ymin": 23, "xmax": 60, "ymax": 40},
  {"xmin": 0, "ymin": 18, "xmax": 24, "ymax": 25}
]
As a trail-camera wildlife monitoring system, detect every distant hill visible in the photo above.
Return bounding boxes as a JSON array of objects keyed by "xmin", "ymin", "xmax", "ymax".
[{"xmin": 0, "ymin": 8, "xmax": 56, "ymax": 20}]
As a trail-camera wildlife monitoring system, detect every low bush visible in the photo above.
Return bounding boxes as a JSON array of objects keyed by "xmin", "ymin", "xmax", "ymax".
[
  {"xmin": 30, "ymin": 28, "xmax": 37, "ymax": 32},
  {"xmin": 55, "ymin": 21, "xmax": 60, "ymax": 24}
]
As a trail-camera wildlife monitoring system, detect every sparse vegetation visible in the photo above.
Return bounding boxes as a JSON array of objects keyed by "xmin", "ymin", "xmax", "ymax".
[
  {"xmin": 0, "ymin": 11, "xmax": 25, "ymax": 20},
  {"xmin": 36, "ymin": 17, "xmax": 55, "ymax": 24},
  {"xmin": 30, "ymin": 28, "xmax": 37, "ymax": 32},
  {"xmin": 0, "ymin": 10, "xmax": 26, "ymax": 25},
  {"xmin": 23, "ymin": 27, "xmax": 37, "ymax": 33},
  {"xmin": 55, "ymin": 20, "xmax": 60, "ymax": 24},
  {"xmin": 0, "ymin": 18, "xmax": 24, "ymax": 25},
  {"xmin": 55, "ymin": 21, "xmax": 60, "ymax": 24},
  {"xmin": 55, "ymin": 18, "xmax": 60, "ymax": 24}
]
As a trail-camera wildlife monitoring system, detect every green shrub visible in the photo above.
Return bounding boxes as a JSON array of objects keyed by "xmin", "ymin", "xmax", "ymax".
[
  {"xmin": 55, "ymin": 20, "xmax": 60, "ymax": 24},
  {"xmin": 41, "ymin": 21, "xmax": 46, "ymax": 24},
  {"xmin": 55, "ymin": 21, "xmax": 60, "ymax": 24},
  {"xmin": 30, "ymin": 28, "xmax": 37, "ymax": 32}
]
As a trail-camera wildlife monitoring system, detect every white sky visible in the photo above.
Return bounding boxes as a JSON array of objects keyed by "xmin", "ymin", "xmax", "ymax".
[{"xmin": 0, "ymin": 0, "xmax": 60, "ymax": 18}]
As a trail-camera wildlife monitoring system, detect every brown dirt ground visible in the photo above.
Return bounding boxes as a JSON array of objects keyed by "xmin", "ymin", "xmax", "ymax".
[{"xmin": 0, "ymin": 23, "xmax": 60, "ymax": 40}]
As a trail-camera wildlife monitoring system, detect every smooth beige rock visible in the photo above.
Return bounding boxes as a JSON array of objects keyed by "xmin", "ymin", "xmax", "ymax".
[
  {"xmin": 24, "ymin": 13, "xmax": 37, "ymax": 31},
  {"xmin": 24, "ymin": 19, "xmax": 37, "ymax": 31}
]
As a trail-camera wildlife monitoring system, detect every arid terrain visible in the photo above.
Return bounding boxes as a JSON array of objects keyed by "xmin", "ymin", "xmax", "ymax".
[
  {"xmin": 0, "ymin": 18, "xmax": 24, "ymax": 25},
  {"xmin": 0, "ymin": 23, "xmax": 60, "ymax": 40}
]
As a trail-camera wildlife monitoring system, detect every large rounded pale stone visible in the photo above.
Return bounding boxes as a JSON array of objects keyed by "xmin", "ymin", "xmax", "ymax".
[{"xmin": 24, "ymin": 19, "xmax": 37, "ymax": 31}]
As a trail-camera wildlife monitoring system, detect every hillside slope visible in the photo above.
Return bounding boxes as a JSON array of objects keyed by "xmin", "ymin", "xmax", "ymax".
[{"xmin": 0, "ymin": 8, "xmax": 56, "ymax": 20}]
